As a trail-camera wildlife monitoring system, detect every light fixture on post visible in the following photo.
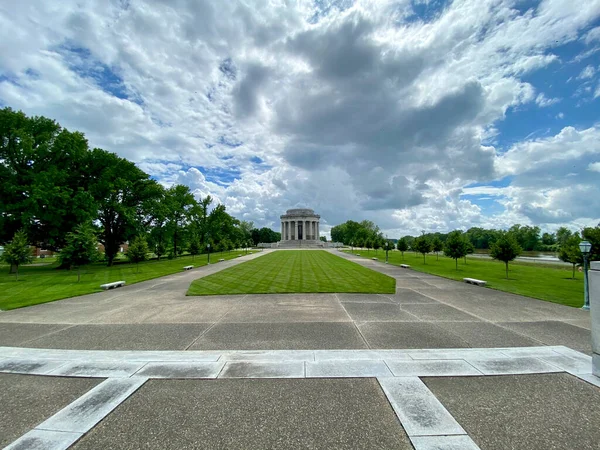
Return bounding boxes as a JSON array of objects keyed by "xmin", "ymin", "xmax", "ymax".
[
  {"xmin": 579, "ymin": 240, "xmax": 592, "ymax": 310},
  {"xmin": 207, "ymin": 243, "xmax": 211, "ymax": 264}
]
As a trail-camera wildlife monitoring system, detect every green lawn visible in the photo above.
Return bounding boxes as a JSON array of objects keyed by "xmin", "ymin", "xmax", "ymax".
[
  {"xmin": 346, "ymin": 250, "xmax": 585, "ymax": 308},
  {"xmin": 187, "ymin": 250, "xmax": 396, "ymax": 296},
  {"xmin": 0, "ymin": 251, "xmax": 254, "ymax": 310}
]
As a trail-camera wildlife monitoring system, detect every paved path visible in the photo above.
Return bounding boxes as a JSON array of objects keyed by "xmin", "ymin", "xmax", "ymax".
[{"xmin": 1, "ymin": 249, "xmax": 598, "ymax": 449}]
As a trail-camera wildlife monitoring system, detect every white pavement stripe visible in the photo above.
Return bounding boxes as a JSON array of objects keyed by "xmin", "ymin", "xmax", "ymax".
[
  {"xmin": 539, "ymin": 354, "xmax": 593, "ymax": 374},
  {"xmin": 410, "ymin": 435, "xmax": 481, "ymax": 450},
  {"xmin": 219, "ymin": 361, "xmax": 305, "ymax": 378},
  {"xmin": 377, "ymin": 377, "xmax": 466, "ymax": 437},
  {"xmin": 0, "ymin": 346, "xmax": 592, "ymax": 379},
  {"xmin": 306, "ymin": 360, "xmax": 392, "ymax": 378},
  {"xmin": 36, "ymin": 377, "xmax": 148, "ymax": 434},
  {"xmin": 0, "ymin": 358, "xmax": 68, "ymax": 375},
  {"xmin": 385, "ymin": 360, "xmax": 483, "ymax": 377},
  {"xmin": 314, "ymin": 350, "xmax": 411, "ymax": 361},
  {"xmin": 574, "ymin": 373, "xmax": 600, "ymax": 388},
  {"xmin": 219, "ymin": 350, "xmax": 315, "ymax": 361},
  {"xmin": 466, "ymin": 357, "xmax": 561, "ymax": 375},
  {"xmin": 135, "ymin": 362, "xmax": 225, "ymax": 378},
  {"xmin": 4, "ymin": 429, "xmax": 83, "ymax": 450},
  {"xmin": 47, "ymin": 361, "xmax": 146, "ymax": 378}
]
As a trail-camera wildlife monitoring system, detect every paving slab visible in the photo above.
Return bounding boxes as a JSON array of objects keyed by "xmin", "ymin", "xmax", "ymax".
[
  {"xmin": 0, "ymin": 323, "xmax": 71, "ymax": 346},
  {"xmin": 341, "ymin": 302, "xmax": 419, "ymax": 321},
  {"xmin": 335, "ymin": 293, "xmax": 394, "ymax": 303},
  {"xmin": 86, "ymin": 300, "xmax": 236, "ymax": 324},
  {"xmin": 135, "ymin": 362, "xmax": 225, "ymax": 378},
  {"xmin": 383, "ymin": 289, "xmax": 440, "ymax": 304},
  {"xmin": 432, "ymin": 322, "xmax": 540, "ymax": 348},
  {"xmin": 71, "ymin": 378, "xmax": 413, "ymax": 449},
  {"xmin": 424, "ymin": 373, "xmax": 600, "ymax": 450},
  {"xmin": 221, "ymin": 295, "xmax": 350, "ymax": 322},
  {"xmin": 499, "ymin": 321, "xmax": 592, "ymax": 354},
  {"xmin": 306, "ymin": 360, "xmax": 392, "ymax": 377},
  {"xmin": 0, "ymin": 374, "xmax": 100, "ymax": 447},
  {"xmin": 0, "ymin": 358, "xmax": 69, "ymax": 375},
  {"xmin": 24, "ymin": 324, "xmax": 211, "ymax": 350},
  {"xmin": 358, "ymin": 322, "xmax": 470, "ymax": 349},
  {"xmin": 400, "ymin": 304, "xmax": 481, "ymax": 322},
  {"xmin": 220, "ymin": 361, "xmax": 305, "ymax": 378},
  {"xmin": 189, "ymin": 322, "xmax": 368, "ymax": 350},
  {"xmin": 48, "ymin": 361, "xmax": 146, "ymax": 378},
  {"xmin": 377, "ymin": 377, "xmax": 466, "ymax": 437},
  {"xmin": 385, "ymin": 360, "xmax": 482, "ymax": 377},
  {"xmin": 466, "ymin": 357, "xmax": 560, "ymax": 375}
]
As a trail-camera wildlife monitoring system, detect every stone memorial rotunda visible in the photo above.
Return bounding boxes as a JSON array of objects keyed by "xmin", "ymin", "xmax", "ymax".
[{"xmin": 278, "ymin": 208, "xmax": 323, "ymax": 248}]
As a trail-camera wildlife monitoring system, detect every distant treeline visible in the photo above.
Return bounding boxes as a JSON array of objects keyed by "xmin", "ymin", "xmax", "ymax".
[
  {"xmin": 0, "ymin": 107, "xmax": 279, "ymax": 266},
  {"xmin": 331, "ymin": 220, "xmax": 600, "ymax": 262}
]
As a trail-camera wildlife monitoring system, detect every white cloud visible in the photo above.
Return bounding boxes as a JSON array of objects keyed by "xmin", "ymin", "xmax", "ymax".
[
  {"xmin": 577, "ymin": 65, "xmax": 596, "ymax": 79},
  {"xmin": 589, "ymin": 162, "xmax": 600, "ymax": 172},
  {"xmin": 535, "ymin": 93, "xmax": 560, "ymax": 107},
  {"xmin": 1, "ymin": 0, "xmax": 599, "ymax": 236}
]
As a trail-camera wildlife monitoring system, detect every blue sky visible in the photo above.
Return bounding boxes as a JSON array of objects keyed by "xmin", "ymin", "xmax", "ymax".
[{"xmin": 1, "ymin": 0, "xmax": 599, "ymax": 237}]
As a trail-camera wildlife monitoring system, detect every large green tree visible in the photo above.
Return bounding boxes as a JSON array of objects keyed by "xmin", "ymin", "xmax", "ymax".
[
  {"xmin": 165, "ymin": 184, "xmax": 196, "ymax": 258},
  {"xmin": 0, "ymin": 108, "xmax": 96, "ymax": 249},
  {"xmin": 87, "ymin": 149, "xmax": 162, "ymax": 266}
]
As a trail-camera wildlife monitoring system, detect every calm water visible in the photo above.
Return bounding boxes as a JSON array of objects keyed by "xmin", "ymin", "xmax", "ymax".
[{"xmin": 473, "ymin": 251, "xmax": 562, "ymax": 263}]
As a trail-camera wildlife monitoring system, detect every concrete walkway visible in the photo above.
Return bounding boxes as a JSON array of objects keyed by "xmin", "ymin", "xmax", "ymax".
[{"xmin": 1, "ymin": 249, "xmax": 598, "ymax": 449}]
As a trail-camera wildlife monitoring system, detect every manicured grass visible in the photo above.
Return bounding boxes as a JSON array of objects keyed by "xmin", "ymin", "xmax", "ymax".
[
  {"xmin": 0, "ymin": 251, "xmax": 254, "ymax": 310},
  {"xmin": 187, "ymin": 250, "xmax": 396, "ymax": 296},
  {"xmin": 346, "ymin": 250, "xmax": 585, "ymax": 308}
]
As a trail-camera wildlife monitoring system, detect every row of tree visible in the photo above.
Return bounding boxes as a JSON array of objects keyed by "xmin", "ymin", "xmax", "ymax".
[{"xmin": 0, "ymin": 108, "xmax": 279, "ymax": 268}]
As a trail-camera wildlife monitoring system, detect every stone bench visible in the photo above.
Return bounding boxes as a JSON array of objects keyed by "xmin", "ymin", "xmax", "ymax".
[
  {"xmin": 100, "ymin": 281, "xmax": 126, "ymax": 290},
  {"xmin": 372, "ymin": 257, "xmax": 378, "ymax": 261},
  {"xmin": 182, "ymin": 265, "xmax": 193, "ymax": 270},
  {"xmin": 400, "ymin": 264, "xmax": 410, "ymax": 269},
  {"xmin": 356, "ymin": 253, "xmax": 361, "ymax": 256},
  {"xmin": 463, "ymin": 277, "xmax": 486, "ymax": 286},
  {"xmin": 219, "ymin": 258, "xmax": 225, "ymax": 262}
]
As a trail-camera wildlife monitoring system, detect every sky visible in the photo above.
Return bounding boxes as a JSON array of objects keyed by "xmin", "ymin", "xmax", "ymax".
[{"xmin": 1, "ymin": 0, "xmax": 599, "ymax": 239}]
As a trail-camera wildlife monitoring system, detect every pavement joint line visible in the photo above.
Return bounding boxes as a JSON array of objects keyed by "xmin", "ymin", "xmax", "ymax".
[
  {"xmin": 183, "ymin": 294, "xmax": 248, "ymax": 351},
  {"xmin": 335, "ymin": 292, "xmax": 372, "ymax": 349}
]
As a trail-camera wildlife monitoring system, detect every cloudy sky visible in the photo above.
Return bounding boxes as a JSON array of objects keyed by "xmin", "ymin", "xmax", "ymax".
[{"xmin": 1, "ymin": 0, "xmax": 599, "ymax": 238}]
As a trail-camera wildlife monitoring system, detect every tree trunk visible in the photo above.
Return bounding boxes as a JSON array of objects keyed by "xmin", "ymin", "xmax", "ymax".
[
  {"xmin": 455, "ymin": 258, "xmax": 458, "ymax": 270},
  {"xmin": 9, "ymin": 263, "xmax": 16, "ymax": 274},
  {"xmin": 572, "ymin": 263, "xmax": 576, "ymax": 279},
  {"xmin": 505, "ymin": 262, "xmax": 509, "ymax": 279},
  {"xmin": 15, "ymin": 265, "xmax": 19, "ymax": 281},
  {"xmin": 423, "ymin": 254, "xmax": 426, "ymax": 264},
  {"xmin": 436, "ymin": 253, "xmax": 439, "ymax": 261}
]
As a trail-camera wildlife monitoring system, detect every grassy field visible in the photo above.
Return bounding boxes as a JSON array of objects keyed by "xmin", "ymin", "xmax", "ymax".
[
  {"xmin": 187, "ymin": 250, "xmax": 396, "ymax": 296},
  {"xmin": 0, "ymin": 250, "xmax": 253, "ymax": 310},
  {"xmin": 346, "ymin": 249, "xmax": 585, "ymax": 308}
]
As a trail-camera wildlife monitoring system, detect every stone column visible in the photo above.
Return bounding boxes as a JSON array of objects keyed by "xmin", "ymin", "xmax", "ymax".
[
  {"xmin": 304, "ymin": 220, "xmax": 308, "ymax": 240},
  {"xmin": 286, "ymin": 221, "xmax": 289, "ymax": 240},
  {"xmin": 317, "ymin": 221, "xmax": 319, "ymax": 240},
  {"xmin": 313, "ymin": 221, "xmax": 316, "ymax": 240},
  {"xmin": 591, "ymin": 261, "xmax": 600, "ymax": 377}
]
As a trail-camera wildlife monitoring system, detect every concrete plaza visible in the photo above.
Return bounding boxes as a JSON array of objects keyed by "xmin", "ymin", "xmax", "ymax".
[{"xmin": 1, "ymin": 250, "xmax": 598, "ymax": 449}]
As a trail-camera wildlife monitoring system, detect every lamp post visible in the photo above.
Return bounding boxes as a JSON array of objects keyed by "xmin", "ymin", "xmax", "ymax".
[
  {"xmin": 207, "ymin": 243, "xmax": 211, "ymax": 265},
  {"xmin": 385, "ymin": 240, "xmax": 389, "ymax": 264},
  {"xmin": 580, "ymin": 240, "xmax": 592, "ymax": 310}
]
